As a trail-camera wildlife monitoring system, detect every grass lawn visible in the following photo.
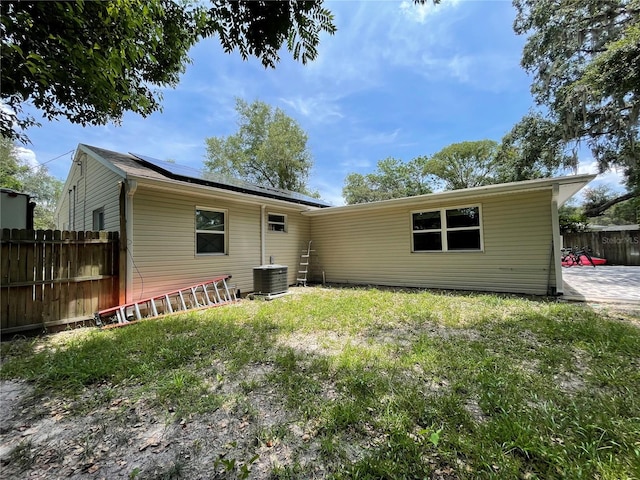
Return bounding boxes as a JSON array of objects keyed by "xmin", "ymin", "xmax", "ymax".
[{"xmin": 1, "ymin": 287, "xmax": 639, "ymax": 479}]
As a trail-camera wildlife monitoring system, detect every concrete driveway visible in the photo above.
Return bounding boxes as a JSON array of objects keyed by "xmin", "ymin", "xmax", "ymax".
[{"xmin": 562, "ymin": 265, "xmax": 640, "ymax": 304}]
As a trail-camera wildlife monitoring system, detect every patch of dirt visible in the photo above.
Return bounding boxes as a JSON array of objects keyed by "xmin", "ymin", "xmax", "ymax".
[
  {"xmin": 553, "ymin": 348, "xmax": 590, "ymax": 394},
  {"xmin": 0, "ymin": 320, "xmax": 467, "ymax": 479},
  {"xmin": 591, "ymin": 304, "xmax": 640, "ymax": 328},
  {"xmin": 0, "ymin": 376, "xmax": 325, "ymax": 479}
]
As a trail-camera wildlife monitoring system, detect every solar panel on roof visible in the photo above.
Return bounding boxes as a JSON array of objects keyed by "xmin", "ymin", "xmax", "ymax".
[{"xmin": 129, "ymin": 153, "xmax": 331, "ymax": 207}]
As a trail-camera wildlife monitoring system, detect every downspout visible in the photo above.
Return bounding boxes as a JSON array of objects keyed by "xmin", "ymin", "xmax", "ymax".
[
  {"xmin": 125, "ymin": 180, "xmax": 138, "ymax": 303},
  {"xmin": 260, "ymin": 205, "xmax": 266, "ymax": 265},
  {"xmin": 68, "ymin": 189, "xmax": 72, "ymax": 230},
  {"xmin": 118, "ymin": 181, "xmax": 127, "ymax": 305},
  {"xmin": 550, "ymin": 184, "xmax": 563, "ymax": 295}
]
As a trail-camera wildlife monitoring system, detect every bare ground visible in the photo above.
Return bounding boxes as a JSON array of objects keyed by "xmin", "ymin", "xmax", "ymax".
[
  {"xmin": 2, "ymin": 297, "xmax": 638, "ymax": 479},
  {"xmin": 0, "ymin": 368, "xmax": 324, "ymax": 479},
  {"xmin": 0, "ymin": 323, "xmax": 484, "ymax": 479}
]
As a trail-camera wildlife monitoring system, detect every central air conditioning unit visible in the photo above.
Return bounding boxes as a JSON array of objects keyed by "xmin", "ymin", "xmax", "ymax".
[{"xmin": 253, "ymin": 264, "xmax": 288, "ymax": 297}]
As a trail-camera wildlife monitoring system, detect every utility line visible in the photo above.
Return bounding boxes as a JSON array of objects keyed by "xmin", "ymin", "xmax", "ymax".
[{"xmin": 37, "ymin": 149, "xmax": 75, "ymax": 167}]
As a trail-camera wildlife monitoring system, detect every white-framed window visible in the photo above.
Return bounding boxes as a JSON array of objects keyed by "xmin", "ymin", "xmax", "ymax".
[
  {"xmin": 196, "ymin": 207, "xmax": 227, "ymax": 255},
  {"xmin": 412, "ymin": 205, "xmax": 482, "ymax": 252},
  {"xmin": 92, "ymin": 207, "xmax": 105, "ymax": 231},
  {"xmin": 267, "ymin": 213, "xmax": 287, "ymax": 232}
]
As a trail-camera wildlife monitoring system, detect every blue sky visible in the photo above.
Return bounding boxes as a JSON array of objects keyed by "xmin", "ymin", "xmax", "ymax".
[{"xmin": 17, "ymin": 0, "xmax": 624, "ymax": 205}]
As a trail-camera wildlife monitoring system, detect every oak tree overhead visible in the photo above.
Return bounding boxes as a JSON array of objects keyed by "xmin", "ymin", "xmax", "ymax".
[
  {"xmin": 513, "ymin": 0, "xmax": 640, "ymax": 209},
  {"xmin": 497, "ymin": 112, "xmax": 577, "ymax": 183},
  {"xmin": 204, "ymin": 99, "xmax": 316, "ymax": 195},
  {"xmin": 0, "ymin": 0, "xmax": 336, "ymax": 142}
]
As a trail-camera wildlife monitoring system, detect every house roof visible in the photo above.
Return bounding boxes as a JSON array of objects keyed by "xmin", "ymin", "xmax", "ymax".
[
  {"xmin": 76, "ymin": 144, "xmax": 595, "ymax": 214},
  {"xmin": 78, "ymin": 144, "xmax": 331, "ymax": 209},
  {"xmin": 302, "ymin": 173, "xmax": 597, "ymax": 216}
]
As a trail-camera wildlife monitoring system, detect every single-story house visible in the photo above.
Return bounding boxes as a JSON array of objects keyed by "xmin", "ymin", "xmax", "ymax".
[{"xmin": 55, "ymin": 144, "xmax": 595, "ymax": 303}]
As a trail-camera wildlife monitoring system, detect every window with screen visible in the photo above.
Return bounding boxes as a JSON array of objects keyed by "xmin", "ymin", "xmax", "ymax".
[
  {"xmin": 268, "ymin": 213, "xmax": 287, "ymax": 232},
  {"xmin": 196, "ymin": 208, "xmax": 226, "ymax": 254}
]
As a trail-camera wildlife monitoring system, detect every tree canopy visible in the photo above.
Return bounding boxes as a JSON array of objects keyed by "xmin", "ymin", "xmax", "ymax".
[
  {"xmin": 204, "ymin": 99, "xmax": 316, "ymax": 195},
  {"xmin": 342, "ymin": 157, "xmax": 431, "ymax": 204},
  {"xmin": 0, "ymin": 0, "xmax": 336, "ymax": 142},
  {"xmin": 513, "ymin": 0, "xmax": 640, "ymax": 194},
  {"xmin": 0, "ymin": 137, "xmax": 63, "ymax": 229},
  {"xmin": 497, "ymin": 112, "xmax": 577, "ymax": 183},
  {"xmin": 341, "ymin": 137, "xmax": 563, "ymax": 205},
  {"xmin": 341, "ymin": 129, "xmax": 578, "ymax": 204},
  {"xmin": 0, "ymin": 136, "xmax": 29, "ymax": 191},
  {"xmin": 423, "ymin": 140, "xmax": 502, "ymax": 190}
]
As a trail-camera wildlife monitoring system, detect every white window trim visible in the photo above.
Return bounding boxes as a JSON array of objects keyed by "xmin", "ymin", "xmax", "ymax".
[
  {"xmin": 195, "ymin": 206, "xmax": 228, "ymax": 256},
  {"xmin": 267, "ymin": 212, "xmax": 288, "ymax": 233},
  {"xmin": 92, "ymin": 206, "xmax": 105, "ymax": 231},
  {"xmin": 411, "ymin": 204, "xmax": 484, "ymax": 252}
]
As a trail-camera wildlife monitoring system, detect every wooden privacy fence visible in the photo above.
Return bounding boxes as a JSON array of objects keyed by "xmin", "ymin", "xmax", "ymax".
[
  {"xmin": 1, "ymin": 229, "xmax": 119, "ymax": 333},
  {"xmin": 563, "ymin": 230, "xmax": 640, "ymax": 265}
]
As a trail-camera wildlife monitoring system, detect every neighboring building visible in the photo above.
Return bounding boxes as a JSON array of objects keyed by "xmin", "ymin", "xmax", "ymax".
[
  {"xmin": 1, "ymin": 188, "xmax": 34, "ymax": 229},
  {"xmin": 55, "ymin": 144, "xmax": 596, "ymax": 302}
]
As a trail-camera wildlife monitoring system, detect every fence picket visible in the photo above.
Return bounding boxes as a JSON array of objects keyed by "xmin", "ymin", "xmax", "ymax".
[
  {"xmin": 1, "ymin": 229, "xmax": 119, "ymax": 333},
  {"xmin": 563, "ymin": 230, "xmax": 640, "ymax": 266}
]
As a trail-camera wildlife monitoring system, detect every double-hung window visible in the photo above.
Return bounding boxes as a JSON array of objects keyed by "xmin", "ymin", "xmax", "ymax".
[
  {"xmin": 412, "ymin": 206, "xmax": 482, "ymax": 252},
  {"xmin": 196, "ymin": 208, "xmax": 226, "ymax": 254},
  {"xmin": 268, "ymin": 213, "xmax": 287, "ymax": 232}
]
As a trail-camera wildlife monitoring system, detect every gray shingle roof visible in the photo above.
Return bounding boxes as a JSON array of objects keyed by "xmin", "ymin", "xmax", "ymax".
[{"xmin": 81, "ymin": 144, "xmax": 330, "ymax": 208}]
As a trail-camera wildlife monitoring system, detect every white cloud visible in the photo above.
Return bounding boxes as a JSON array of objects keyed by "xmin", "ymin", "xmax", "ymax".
[
  {"xmin": 339, "ymin": 153, "xmax": 374, "ymax": 170},
  {"xmin": 15, "ymin": 146, "xmax": 39, "ymax": 168},
  {"xmin": 399, "ymin": 0, "xmax": 461, "ymax": 24},
  {"xmin": 415, "ymin": 51, "xmax": 524, "ymax": 92},
  {"xmin": 350, "ymin": 128, "xmax": 402, "ymax": 146},
  {"xmin": 279, "ymin": 95, "xmax": 344, "ymax": 124},
  {"xmin": 577, "ymin": 159, "xmax": 627, "ymax": 192},
  {"xmin": 310, "ymin": 175, "xmax": 346, "ymax": 206}
]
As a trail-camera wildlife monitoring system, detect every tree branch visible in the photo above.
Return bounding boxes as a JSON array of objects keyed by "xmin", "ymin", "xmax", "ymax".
[{"xmin": 584, "ymin": 191, "xmax": 638, "ymax": 217}]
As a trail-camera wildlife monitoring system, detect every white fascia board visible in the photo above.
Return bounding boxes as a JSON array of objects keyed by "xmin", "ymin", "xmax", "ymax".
[
  {"xmin": 130, "ymin": 175, "xmax": 321, "ymax": 213},
  {"xmin": 302, "ymin": 174, "xmax": 597, "ymax": 216}
]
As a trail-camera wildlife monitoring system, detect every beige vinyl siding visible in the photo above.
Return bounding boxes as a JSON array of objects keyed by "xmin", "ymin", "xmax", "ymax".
[
  {"xmin": 310, "ymin": 190, "xmax": 555, "ymax": 295},
  {"xmin": 56, "ymin": 156, "xmax": 122, "ymax": 232},
  {"xmin": 130, "ymin": 186, "xmax": 310, "ymax": 299},
  {"xmin": 265, "ymin": 211, "xmax": 311, "ymax": 284}
]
